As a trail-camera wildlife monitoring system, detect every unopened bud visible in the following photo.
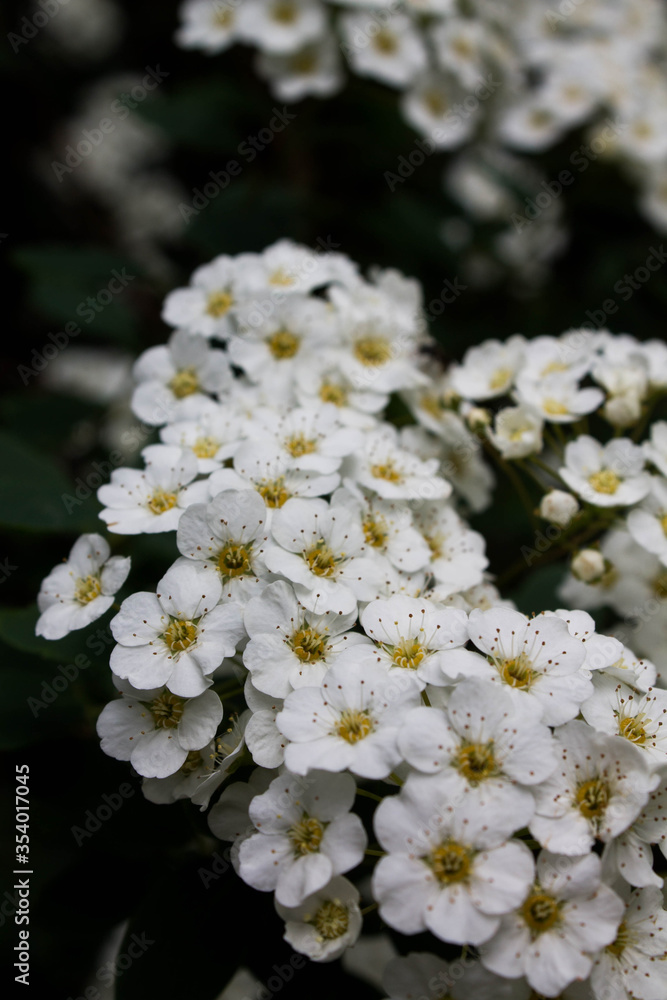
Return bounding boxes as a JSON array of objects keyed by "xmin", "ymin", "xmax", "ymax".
[
  {"xmin": 571, "ymin": 548, "xmax": 606, "ymax": 583},
  {"xmin": 539, "ymin": 490, "xmax": 579, "ymax": 528},
  {"xmin": 466, "ymin": 406, "xmax": 492, "ymax": 433}
]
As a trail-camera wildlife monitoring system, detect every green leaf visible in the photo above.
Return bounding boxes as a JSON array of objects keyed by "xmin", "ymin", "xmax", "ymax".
[{"xmin": 0, "ymin": 431, "xmax": 97, "ymax": 533}]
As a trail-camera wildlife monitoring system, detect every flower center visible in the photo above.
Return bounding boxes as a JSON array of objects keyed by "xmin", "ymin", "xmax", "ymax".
[
  {"xmin": 148, "ymin": 489, "xmax": 178, "ymax": 515},
  {"xmin": 162, "ymin": 619, "xmax": 198, "ymax": 653},
  {"xmin": 269, "ymin": 267, "xmax": 295, "ymax": 286},
  {"xmin": 575, "ymin": 778, "xmax": 610, "ymax": 820},
  {"xmin": 257, "ymin": 477, "xmax": 291, "ymax": 508},
  {"xmin": 618, "ymin": 712, "xmax": 648, "ymax": 745},
  {"xmin": 74, "ymin": 575, "xmax": 102, "ymax": 604},
  {"xmin": 182, "ymin": 749, "xmax": 203, "ymax": 773},
  {"xmin": 353, "ymin": 335, "xmax": 392, "ymax": 367},
  {"xmin": 543, "ymin": 398, "xmax": 569, "ymax": 416},
  {"xmin": 424, "ymin": 89, "xmax": 448, "ymax": 116},
  {"xmin": 169, "ymin": 368, "xmax": 200, "ymax": 399},
  {"xmin": 420, "ymin": 393, "xmax": 448, "ymax": 419},
  {"xmin": 334, "ymin": 709, "xmax": 373, "ymax": 743},
  {"xmin": 319, "ymin": 382, "xmax": 347, "ymax": 406},
  {"xmin": 373, "ymin": 29, "xmax": 398, "ymax": 54},
  {"xmin": 311, "ymin": 900, "xmax": 349, "ymax": 940},
  {"xmin": 489, "ymin": 366, "xmax": 512, "ymax": 391},
  {"xmin": 290, "ymin": 50, "xmax": 317, "ymax": 74},
  {"xmin": 213, "ymin": 9, "xmax": 233, "ymax": 28},
  {"xmin": 661, "ymin": 513, "xmax": 667, "ymax": 536},
  {"xmin": 288, "ymin": 816, "xmax": 325, "ymax": 855},
  {"xmin": 305, "ymin": 539, "xmax": 339, "ymax": 577},
  {"xmin": 428, "ymin": 840, "xmax": 472, "ymax": 884},
  {"xmin": 193, "ymin": 436, "xmax": 219, "ymax": 459},
  {"xmin": 606, "ymin": 920, "xmax": 633, "ymax": 958},
  {"xmin": 149, "ymin": 691, "xmax": 185, "ymax": 729},
  {"xmin": 455, "ymin": 741, "xmax": 498, "ymax": 783},
  {"xmin": 497, "ymin": 652, "xmax": 538, "ymax": 689},
  {"xmin": 206, "ymin": 290, "xmax": 233, "ymax": 317},
  {"xmin": 521, "ymin": 890, "xmax": 562, "ymax": 936},
  {"xmin": 653, "ymin": 571, "xmax": 667, "ymax": 599},
  {"xmin": 217, "ymin": 541, "xmax": 252, "ymax": 578},
  {"xmin": 266, "ymin": 329, "xmax": 300, "ymax": 360},
  {"xmin": 370, "ymin": 459, "xmax": 403, "ymax": 483},
  {"xmin": 390, "ymin": 638, "xmax": 426, "ymax": 670},
  {"xmin": 363, "ymin": 516, "xmax": 388, "ymax": 548},
  {"xmin": 289, "ymin": 627, "xmax": 328, "ymax": 662},
  {"xmin": 284, "ymin": 432, "xmax": 317, "ymax": 458},
  {"xmin": 588, "ymin": 469, "xmax": 621, "ymax": 495}
]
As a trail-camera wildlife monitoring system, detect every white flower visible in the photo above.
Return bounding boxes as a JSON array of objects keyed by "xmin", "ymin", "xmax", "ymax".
[
  {"xmin": 277, "ymin": 658, "xmax": 421, "ymax": 779},
  {"xmin": 97, "ymin": 674, "xmax": 223, "ymax": 778},
  {"xmin": 347, "ymin": 426, "xmax": 452, "ymax": 502},
  {"xmin": 131, "ymin": 330, "xmax": 231, "ymax": 426},
  {"xmin": 539, "ymin": 490, "xmax": 579, "ymax": 528},
  {"xmin": 243, "ymin": 580, "xmax": 370, "ymax": 697},
  {"xmin": 450, "ymin": 337, "xmax": 525, "ymax": 401},
  {"xmin": 589, "ymin": 886, "xmax": 667, "ymax": 1000},
  {"xmin": 236, "ymin": 0, "xmax": 327, "ymax": 55},
  {"xmin": 98, "ymin": 445, "xmax": 203, "ymax": 535},
  {"xmin": 480, "ymin": 850, "xmax": 624, "ymax": 997},
  {"xmin": 627, "ymin": 476, "xmax": 667, "ymax": 566},
  {"xmin": 358, "ymin": 595, "xmax": 469, "ymax": 687},
  {"xmin": 36, "ymin": 533, "xmax": 130, "ymax": 640},
  {"xmin": 109, "ymin": 561, "xmax": 245, "ymax": 696},
  {"xmin": 190, "ymin": 710, "xmax": 253, "ymax": 807},
  {"xmin": 209, "ymin": 440, "xmax": 340, "ymax": 512},
  {"xmin": 238, "ymin": 770, "xmax": 366, "ymax": 906},
  {"xmin": 176, "ymin": 488, "xmax": 271, "ymax": 602},
  {"xmin": 275, "ymin": 875, "xmax": 362, "ymax": 962},
  {"xmin": 372, "ymin": 775, "xmax": 535, "ymax": 945},
  {"xmin": 514, "ymin": 372, "xmax": 604, "ymax": 424},
  {"xmin": 340, "ymin": 12, "xmax": 428, "ymax": 89},
  {"xmin": 331, "ymin": 486, "xmax": 431, "ymax": 573},
  {"xmin": 412, "ymin": 501, "xmax": 488, "ymax": 596},
  {"xmin": 401, "ymin": 72, "xmax": 476, "ymax": 149},
  {"xmin": 453, "ymin": 607, "xmax": 593, "ymax": 727},
  {"xmin": 398, "ymin": 680, "xmax": 556, "ymax": 837},
  {"xmin": 246, "ymin": 403, "xmax": 362, "ymax": 474},
  {"xmin": 602, "ymin": 784, "xmax": 667, "ymax": 889},
  {"xmin": 256, "ymin": 37, "xmax": 343, "ymax": 102},
  {"xmin": 581, "ymin": 676, "xmax": 667, "ymax": 769},
  {"xmin": 559, "ymin": 435, "xmax": 651, "ymax": 508},
  {"xmin": 487, "ymin": 405, "xmax": 543, "ymax": 459},
  {"xmin": 159, "ymin": 399, "xmax": 245, "ymax": 473},
  {"xmin": 175, "ymin": 0, "xmax": 239, "ymax": 54},
  {"xmin": 530, "ymin": 720, "xmax": 659, "ymax": 856},
  {"xmin": 264, "ymin": 497, "xmax": 386, "ymax": 613}
]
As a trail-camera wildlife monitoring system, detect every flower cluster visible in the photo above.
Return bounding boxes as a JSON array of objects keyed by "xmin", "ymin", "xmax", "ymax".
[
  {"xmin": 448, "ymin": 327, "xmax": 667, "ymax": 686},
  {"xmin": 175, "ymin": 0, "xmax": 667, "ymax": 284},
  {"xmin": 36, "ymin": 242, "xmax": 667, "ymax": 998}
]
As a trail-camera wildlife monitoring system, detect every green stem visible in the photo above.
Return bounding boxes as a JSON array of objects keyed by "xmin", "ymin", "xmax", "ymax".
[
  {"xmin": 356, "ymin": 788, "xmax": 383, "ymax": 803},
  {"xmin": 365, "ymin": 848, "xmax": 386, "ymax": 858},
  {"xmin": 388, "ymin": 772, "xmax": 404, "ymax": 786},
  {"xmin": 361, "ymin": 902, "xmax": 379, "ymax": 916}
]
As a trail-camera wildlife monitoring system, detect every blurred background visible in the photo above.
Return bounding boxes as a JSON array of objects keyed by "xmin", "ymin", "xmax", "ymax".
[{"xmin": 1, "ymin": 0, "xmax": 667, "ymax": 995}]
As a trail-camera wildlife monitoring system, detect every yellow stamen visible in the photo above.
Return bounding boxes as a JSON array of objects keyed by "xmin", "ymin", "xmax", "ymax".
[{"xmin": 74, "ymin": 575, "xmax": 101, "ymax": 604}]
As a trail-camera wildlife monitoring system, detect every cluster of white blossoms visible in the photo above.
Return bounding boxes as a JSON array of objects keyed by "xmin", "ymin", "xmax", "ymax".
[
  {"xmin": 175, "ymin": 0, "xmax": 667, "ymax": 272},
  {"xmin": 36, "ymin": 242, "xmax": 667, "ymax": 998},
  {"xmin": 449, "ymin": 326, "xmax": 667, "ymax": 686}
]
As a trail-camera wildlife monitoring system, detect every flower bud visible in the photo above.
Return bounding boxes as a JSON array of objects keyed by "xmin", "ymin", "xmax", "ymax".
[
  {"xmin": 539, "ymin": 490, "xmax": 579, "ymax": 528},
  {"xmin": 571, "ymin": 548, "xmax": 605, "ymax": 583}
]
